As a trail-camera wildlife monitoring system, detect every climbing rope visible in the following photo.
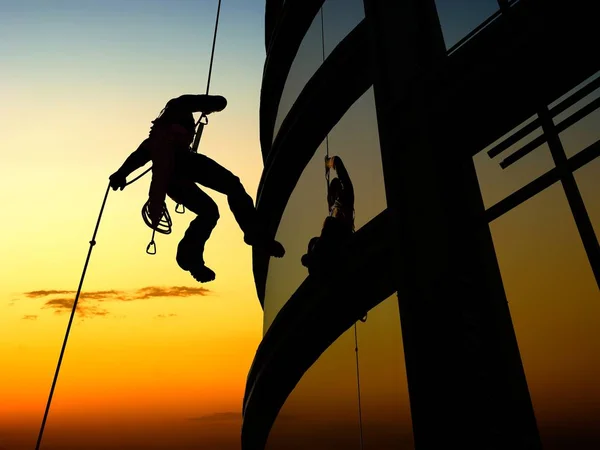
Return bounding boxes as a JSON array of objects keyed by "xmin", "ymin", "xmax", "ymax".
[
  {"xmin": 205, "ymin": 0, "xmax": 222, "ymax": 96},
  {"xmin": 35, "ymin": 183, "xmax": 111, "ymax": 450},
  {"xmin": 320, "ymin": 8, "xmax": 331, "ymax": 198},
  {"xmin": 181, "ymin": 0, "xmax": 223, "ymax": 206},
  {"xmin": 34, "ymin": 4, "xmax": 225, "ymax": 448},
  {"xmin": 319, "ymin": 6, "xmax": 365, "ymax": 448},
  {"xmin": 120, "ymin": 0, "xmax": 223, "ymax": 237},
  {"xmin": 354, "ymin": 322, "xmax": 365, "ymax": 450},
  {"xmin": 144, "ymin": 0, "xmax": 223, "ymax": 247}
]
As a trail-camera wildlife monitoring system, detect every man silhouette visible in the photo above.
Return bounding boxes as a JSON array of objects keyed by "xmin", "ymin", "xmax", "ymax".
[
  {"xmin": 109, "ymin": 94, "xmax": 285, "ymax": 283},
  {"xmin": 301, "ymin": 155, "xmax": 354, "ymax": 276}
]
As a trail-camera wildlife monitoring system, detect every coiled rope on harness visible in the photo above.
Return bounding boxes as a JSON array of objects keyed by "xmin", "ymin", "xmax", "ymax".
[{"xmin": 34, "ymin": 3, "xmax": 224, "ymax": 449}]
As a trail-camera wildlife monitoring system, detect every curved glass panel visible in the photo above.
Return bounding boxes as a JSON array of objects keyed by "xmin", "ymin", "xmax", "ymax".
[
  {"xmin": 265, "ymin": 294, "xmax": 414, "ymax": 450},
  {"xmin": 272, "ymin": 0, "xmax": 365, "ymax": 142},
  {"xmin": 434, "ymin": 0, "xmax": 499, "ymax": 50},
  {"xmin": 264, "ymin": 87, "xmax": 387, "ymax": 330}
]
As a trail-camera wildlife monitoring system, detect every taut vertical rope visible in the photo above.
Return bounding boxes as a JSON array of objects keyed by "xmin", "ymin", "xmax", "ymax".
[
  {"xmin": 354, "ymin": 323, "xmax": 365, "ymax": 450},
  {"xmin": 320, "ymin": 6, "xmax": 365, "ymax": 449},
  {"xmin": 180, "ymin": 0, "xmax": 223, "ymax": 210},
  {"xmin": 320, "ymin": 8, "xmax": 331, "ymax": 199},
  {"xmin": 206, "ymin": 0, "xmax": 222, "ymax": 96}
]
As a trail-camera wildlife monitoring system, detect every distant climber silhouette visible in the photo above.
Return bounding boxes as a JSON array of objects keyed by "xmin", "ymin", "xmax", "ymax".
[
  {"xmin": 109, "ymin": 94, "xmax": 285, "ymax": 283},
  {"xmin": 301, "ymin": 155, "xmax": 354, "ymax": 276}
]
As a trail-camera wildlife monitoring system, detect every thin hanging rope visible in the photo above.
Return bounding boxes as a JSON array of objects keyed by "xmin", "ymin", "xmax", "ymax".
[
  {"xmin": 320, "ymin": 10, "xmax": 365, "ymax": 445},
  {"xmin": 206, "ymin": 0, "xmax": 222, "ymax": 95},
  {"xmin": 320, "ymin": 8, "xmax": 331, "ymax": 205},
  {"xmin": 354, "ymin": 323, "xmax": 365, "ymax": 450},
  {"xmin": 35, "ymin": 182, "xmax": 111, "ymax": 450},
  {"xmin": 117, "ymin": 0, "xmax": 223, "ymax": 192}
]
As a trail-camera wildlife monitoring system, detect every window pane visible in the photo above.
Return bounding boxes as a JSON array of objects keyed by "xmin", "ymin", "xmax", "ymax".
[
  {"xmin": 434, "ymin": 0, "xmax": 499, "ymax": 50},
  {"xmin": 490, "ymin": 183, "xmax": 600, "ymax": 450},
  {"xmin": 574, "ymin": 156, "xmax": 600, "ymax": 240},
  {"xmin": 266, "ymin": 295, "xmax": 414, "ymax": 450},
  {"xmin": 554, "ymin": 71, "xmax": 600, "ymax": 159},
  {"xmin": 264, "ymin": 88, "xmax": 387, "ymax": 330},
  {"xmin": 273, "ymin": 0, "xmax": 365, "ymax": 142}
]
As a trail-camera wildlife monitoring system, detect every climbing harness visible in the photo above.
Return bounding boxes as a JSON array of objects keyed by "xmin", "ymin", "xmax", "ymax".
[
  {"xmin": 319, "ymin": 7, "xmax": 366, "ymax": 449},
  {"xmin": 34, "ymin": 3, "xmax": 224, "ymax": 449}
]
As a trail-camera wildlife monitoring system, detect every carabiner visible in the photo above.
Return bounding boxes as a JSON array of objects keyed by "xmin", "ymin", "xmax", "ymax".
[{"xmin": 146, "ymin": 240, "xmax": 157, "ymax": 255}]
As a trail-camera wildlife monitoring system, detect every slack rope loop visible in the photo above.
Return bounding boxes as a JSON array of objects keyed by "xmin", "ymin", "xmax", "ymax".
[{"xmin": 35, "ymin": 183, "xmax": 111, "ymax": 450}]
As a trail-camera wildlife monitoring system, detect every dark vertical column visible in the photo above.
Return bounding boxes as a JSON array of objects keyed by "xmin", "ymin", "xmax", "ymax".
[{"xmin": 362, "ymin": 0, "xmax": 542, "ymax": 448}]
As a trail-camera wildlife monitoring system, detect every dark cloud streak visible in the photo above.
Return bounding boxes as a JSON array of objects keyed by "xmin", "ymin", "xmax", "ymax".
[
  {"xmin": 21, "ymin": 286, "xmax": 212, "ymax": 319},
  {"xmin": 24, "ymin": 290, "xmax": 74, "ymax": 298}
]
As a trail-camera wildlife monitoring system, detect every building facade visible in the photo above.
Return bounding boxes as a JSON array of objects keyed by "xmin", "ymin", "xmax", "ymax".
[{"xmin": 243, "ymin": 1, "xmax": 600, "ymax": 449}]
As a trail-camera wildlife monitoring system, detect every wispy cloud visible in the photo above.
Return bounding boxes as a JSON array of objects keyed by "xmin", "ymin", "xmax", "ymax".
[
  {"xmin": 21, "ymin": 286, "xmax": 212, "ymax": 318},
  {"xmin": 25, "ymin": 290, "xmax": 78, "ymax": 298},
  {"xmin": 135, "ymin": 286, "xmax": 210, "ymax": 299},
  {"xmin": 40, "ymin": 299, "xmax": 111, "ymax": 317},
  {"xmin": 22, "ymin": 315, "xmax": 38, "ymax": 320}
]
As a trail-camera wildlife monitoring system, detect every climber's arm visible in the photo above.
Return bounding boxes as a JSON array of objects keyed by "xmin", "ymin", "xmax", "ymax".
[
  {"xmin": 166, "ymin": 94, "xmax": 228, "ymax": 115},
  {"xmin": 332, "ymin": 156, "xmax": 354, "ymax": 206},
  {"xmin": 117, "ymin": 139, "xmax": 152, "ymax": 176},
  {"xmin": 109, "ymin": 139, "xmax": 152, "ymax": 190}
]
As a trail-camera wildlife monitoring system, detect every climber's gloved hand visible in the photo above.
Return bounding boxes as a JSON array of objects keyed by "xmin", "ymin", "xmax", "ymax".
[{"xmin": 109, "ymin": 170, "xmax": 127, "ymax": 191}]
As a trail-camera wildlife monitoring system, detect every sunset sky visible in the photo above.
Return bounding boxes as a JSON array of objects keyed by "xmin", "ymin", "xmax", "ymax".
[
  {"xmin": 2, "ymin": 1, "xmax": 600, "ymax": 450},
  {"xmin": 1, "ymin": 1, "xmax": 266, "ymax": 448}
]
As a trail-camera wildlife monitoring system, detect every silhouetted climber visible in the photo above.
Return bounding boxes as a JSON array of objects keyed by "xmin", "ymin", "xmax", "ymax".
[
  {"xmin": 109, "ymin": 94, "xmax": 285, "ymax": 283},
  {"xmin": 302, "ymin": 155, "xmax": 354, "ymax": 276}
]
